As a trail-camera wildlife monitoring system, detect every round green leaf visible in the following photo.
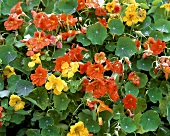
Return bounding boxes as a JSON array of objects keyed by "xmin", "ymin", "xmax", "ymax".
[
  {"xmin": 120, "ymin": 117, "xmax": 137, "ymax": 133},
  {"xmin": 108, "ymin": 19, "xmax": 125, "ymax": 35},
  {"xmin": 47, "ymin": 109, "xmax": 60, "ymax": 125},
  {"xmin": 113, "ymin": 104, "xmax": 124, "ymax": 120},
  {"xmin": 52, "ymin": 48, "xmax": 68, "ymax": 59},
  {"xmin": 56, "ymin": 0, "xmax": 78, "ymax": 14},
  {"xmin": 39, "ymin": 117, "xmax": 54, "ymax": 128},
  {"xmin": 0, "ymin": 45, "xmax": 17, "ymax": 65},
  {"xmin": 147, "ymin": 87, "xmax": 162, "ymax": 103},
  {"xmin": 15, "ymin": 80, "xmax": 34, "ymax": 96},
  {"xmin": 76, "ymin": 34, "xmax": 91, "ymax": 46},
  {"xmin": 125, "ymin": 82, "xmax": 139, "ymax": 97},
  {"xmin": 159, "ymin": 81, "xmax": 169, "ymax": 95},
  {"xmin": 105, "ymin": 42, "xmax": 116, "ymax": 51},
  {"xmin": 137, "ymin": 58, "xmax": 153, "ymax": 71},
  {"xmin": 115, "ymin": 37, "xmax": 137, "ymax": 58},
  {"xmin": 141, "ymin": 26, "xmax": 152, "ymax": 36},
  {"xmin": 136, "ymin": 72, "xmax": 148, "ymax": 88},
  {"xmin": 153, "ymin": 8, "xmax": 166, "ymax": 22},
  {"xmin": 26, "ymin": 87, "xmax": 49, "ymax": 110},
  {"xmin": 154, "ymin": 19, "xmax": 170, "ymax": 33},
  {"xmin": 86, "ymin": 23, "xmax": 107, "ymax": 45},
  {"xmin": 10, "ymin": 113, "xmax": 25, "ymax": 124},
  {"xmin": 41, "ymin": 125, "xmax": 60, "ymax": 136},
  {"xmin": 139, "ymin": 110, "xmax": 161, "ymax": 131},
  {"xmin": 53, "ymin": 93, "xmax": 70, "ymax": 111},
  {"xmin": 26, "ymin": 129, "xmax": 41, "ymax": 136},
  {"xmin": 149, "ymin": 30, "xmax": 163, "ymax": 40},
  {"xmin": 134, "ymin": 98, "xmax": 147, "ymax": 114},
  {"xmin": 86, "ymin": 120, "xmax": 100, "ymax": 133},
  {"xmin": 163, "ymin": 33, "xmax": 170, "ymax": 42},
  {"xmin": 139, "ymin": 16, "xmax": 151, "ymax": 29}
]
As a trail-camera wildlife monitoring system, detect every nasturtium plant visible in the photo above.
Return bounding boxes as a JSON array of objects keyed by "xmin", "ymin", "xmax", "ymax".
[{"xmin": 0, "ymin": 0, "xmax": 170, "ymax": 135}]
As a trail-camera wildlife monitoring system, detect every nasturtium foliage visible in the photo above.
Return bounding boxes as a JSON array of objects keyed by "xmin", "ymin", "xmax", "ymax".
[
  {"xmin": 53, "ymin": 93, "xmax": 70, "ymax": 111},
  {"xmin": 134, "ymin": 98, "xmax": 147, "ymax": 114},
  {"xmin": 113, "ymin": 104, "xmax": 124, "ymax": 120},
  {"xmin": 39, "ymin": 116, "xmax": 54, "ymax": 129},
  {"xmin": 105, "ymin": 42, "xmax": 116, "ymax": 51},
  {"xmin": 137, "ymin": 58, "xmax": 153, "ymax": 71},
  {"xmin": 0, "ymin": 77, "xmax": 4, "ymax": 91},
  {"xmin": 0, "ymin": 45, "xmax": 17, "ymax": 65},
  {"xmin": 115, "ymin": 37, "xmax": 137, "ymax": 58},
  {"xmin": 120, "ymin": 117, "xmax": 137, "ymax": 133},
  {"xmin": 26, "ymin": 129, "xmax": 41, "ymax": 136},
  {"xmin": 26, "ymin": 87, "xmax": 49, "ymax": 110},
  {"xmin": 56, "ymin": 0, "xmax": 78, "ymax": 14},
  {"xmin": 125, "ymin": 82, "xmax": 139, "ymax": 97},
  {"xmin": 86, "ymin": 23, "xmax": 107, "ymax": 45},
  {"xmin": 108, "ymin": 19, "xmax": 125, "ymax": 35},
  {"xmin": 41, "ymin": 125, "xmax": 60, "ymax": 136},
  {"xmin": 76, "ymin": 34, "xmax": 91, "ymax": 46},
  {"xmin": 154, "ymin": 19, "xmax": 170, "ymax": 33},
  {"xmin": 147, "ymin": 87, "xmax": 162, "ymax": 103},
  {"xmin": 15, "ymin": 80, "xmax": 34, "ymax": 96},
  {"xmin": 10, "ymin": 113, "xmax": 25, "ymax": 124},
  {"xmin": 139, "ymin": 110, "xmax": 161, "ymax": 131},
  {"xmin": 136, "ymin": 72, "xmax": 148, "ymax": 88}
]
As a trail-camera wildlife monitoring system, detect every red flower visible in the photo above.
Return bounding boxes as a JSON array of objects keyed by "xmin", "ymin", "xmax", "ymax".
[
  {"xmin": 67, "ymin": 46, "xmax": 88, "ymax": 61},
  {"xmin": 86, "ymin": 63, "xmax": 105, "ymax": 79},
  {"xmin": 77, "ymin": 0, "xmax": 85, "ymax": 11},
  {"xmin": 45, "ymin": 14, "xmax": 59, "ymax": 31},
  {"xmin": 86, "ymin": 0, "xmax": 100, "ymax": 8},
  {"xmin": 0, "ymin": 121, "xmax": 2, "ymax": 128},
  {"xmin": 79, "ymin": 62, "xmax": 91, "ymax": 74},
  {"xmin": 143, "ymin": 37, "xmax": 155, "ymax": 50},
  {"xmin": 95, "ymin": 7, "xmax": 107, "ymax": 16},
  {"xmin": 113, "ymin": 3, "xmax": 122, "ymax": 13},
  {"xmin": 59, "ymin": 14, "xmax": 77, "ymax": 26},
  {"xmin": 60, "ymin": 30, "xmax": 78, "ymax": 41},
  {"xmin": 4, "ymin": 13, "xmax": 24, "ymax": 30},
  {"xmin": 10, "ymin": 2, "xmax": 23, "ymax": 15},
  {"xmin": 55, "ymin": 55, "xmax": 71, "ymax": 72},
  {"xmin": 150, "ymin": 39, "xmax": 166, "ymax": 55},
  {"xmin": 112, "ymin": 60, "xmax": 123, "ymax": 74},
  {"xmin": 86, "ymin": 79, "xmax": 107, "ymax": 98},
  {"xmin": 30, "ymin": 65, "xmax": 48, "ymax": 86},
  {"xmin": 135, "ymin": 39, "xmax": 141, "ymax": 50},
  {"xmin": 123, "ymin": 94, "xmax": 137, "ymax": 110},
  {"xmin": 128, "ymin": 72, "xmax": 140, "ymax": 86},
  {"xmin": 106, "ymin": 77, "xmax": 120, "ymax": 102},
  {"xmin": 80, "ymin": 78, "xmax": 89, "ymax": 92},
  {"xmin": 87, "ymin": 100, "xmax": 96, "ymax": 110},
  {"xmin": 97, "ymin": 18, "xmax": 107, "ymax": 28}
]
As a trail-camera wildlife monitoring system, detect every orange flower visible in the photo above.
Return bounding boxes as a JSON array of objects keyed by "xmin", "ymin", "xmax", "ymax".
[
  {"xmin": 59, "ymin": 14, "xmax": 78, "ymax": 26},
  {"xmin": 106, "ymin": 77, "xmax": 120, "ymax": 102},
  {"xmin": 85, "ymin": 0, "xmax": 100, "ymax": 8},
  {"xmin": 45, "ymin": 14, "xmax": 59, "ymax": 31},
  {"xmin": 67, "ymin": 46, "xmax": 88, "ymax": 61},
  {"xmin": 31, "ymin": 11, "xmax": 48, "ymax": 29},
  {"xmin": 10, "ymin": 2, "xmax": 23, "ymax": 15},
  {"xmin": 163, "ymin": 66, "xmax": 170, "ymax": 80},
  {"xmin": 123, "ymin": 94, "xmax": 137, "ymax": 110},
  {"xmin": 135, "ymin": 39, "xmax": 141, "ymax": 50},
  {"xmin": 86, "ymin": 63, "xmax": 105, "ymax": 79},
  {"xmin": 94, "ymin": 52, "xmax": 106, "ymax": 64},
  {"xmin": 143, "ymin": 37, "xmax": 155, "ymax": 50},
  {"xmin": 55, "ymin": 55, "xmax": 71, "ymax": 72},
  {"xmin": 4, "ymin": 13, "xmax": 24, "ymax": 30},
  {"xmin": 112, "ymin": 60, "xmax": 123, "ymax": 74},
  {"xmin": 77, "ymin": 0, "xmax": 85, "ymax": 11},
  {"xmin": 79, "ymin": 62, "xmax": 91, "ymax": 74},
  {"xmin": 27, "ymin": 31, "xmax": 51, "ymax": 51},
  {"xmin": 30, "ymin": 65, "xmax": 48, "ymax": 86},
  {"xmin": 86, "ymin": 79, "xmax": 107, "ymax": 98},
  {"xmin": 128, "ymin": 72, "xmax": 140, "ymax": 86},
  {"xmin": 60, "ymin": 30, "xmax": 78, "ymax": 41},
  {"xmin": 95, "ymin": 7, "xmax": 107, "ymax": 16},
  {"xmin": 150, "ymin": 39, "xmax": 166, "ymax": 55},
  {"xmin": 80, "ymin": 78, "xmax": 89, "ymax": 92},
  {"xmin": 113, "ymin": 3, "xmax": 122, "ymax": 13},
  {"xmin": 94, "ymin": 99, "xmax": 113, "ymax": 113},
  {"xmin": 97, "ymin": 18, "xmax": 107, "ymax": 28}
]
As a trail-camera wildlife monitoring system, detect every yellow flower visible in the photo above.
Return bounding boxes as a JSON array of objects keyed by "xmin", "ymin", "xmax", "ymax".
[
  {"xmin": 61, "ymin": 62, "xmax": 79, "ymax": 78},
  {"xmin": 9, "ymin": 94, "xmax": 25, "ymax": 111},
  {"xmin": 3, "ymin": 65, "xmax": 16, "ymax": 78},
  {"xmin": 123, "ymin": 11, "xmax": 138, "ymax": 26},
  {"xmin": 126, "ymin": 4, "xmax": 138, "ymax": 12},
  {"xmin": 160, "ymin": 3, "xmax": 170, "ymax": 12},
  {"xmin": 106, "ymin": 1, "xmax": 116, "ymax": 13},
  {"xmin": 45, "ymin": 74, "xmax": 68, "ymax": 95},
  {"xmin": 67, "ymin": 121, "xmax": 89, "ymax": 136},
  {"xmin": 137, "ymin": 9, "xmax": 146, "ymax": 22},
  {"xmin": 28, "ymin": 53, "xmax": 41, "ymax": 68}
]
